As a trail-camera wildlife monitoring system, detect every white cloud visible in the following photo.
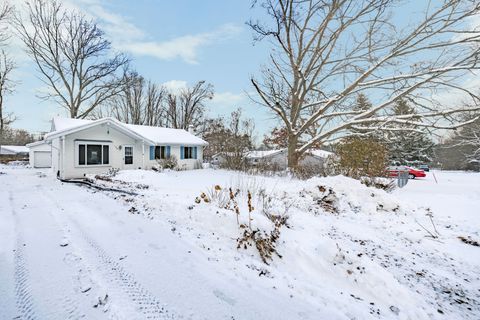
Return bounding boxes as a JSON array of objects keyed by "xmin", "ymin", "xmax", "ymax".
[
  {"xmin": 87, "ymin": 4, "xmax": 145, "ymax": 40},
  {"xmin": 120, "ymin": 24, "xmax": 242, "ymax": 64},
  {"xmin": 432, "ymin": 73, "xmax": 480, "ymax": 107},
  {"xmin": 162, "ymin": 80, "xmax": 188, "ymax": 94},
  {"xmin": 211, "ymin": 91, "xmax": 246, "ymax": 107},
  {"xmin": 68, "ymin": 1, "xmax": 242, "ymax": 64},
  {"xmin": 12, "ymin": 0, "xmax": 242, "ymax": 64}
]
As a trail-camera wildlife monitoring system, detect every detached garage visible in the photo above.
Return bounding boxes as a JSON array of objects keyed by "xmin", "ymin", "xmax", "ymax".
[{"xmin": 27, "ymin": 141, "xmax": 52, "ymax": 168}]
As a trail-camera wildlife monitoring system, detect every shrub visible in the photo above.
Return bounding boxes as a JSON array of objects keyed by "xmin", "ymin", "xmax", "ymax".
[
  {"xmin": 201, "ymin": 185, "xmax": 230, "ymax": 208},
  {"xmin": 237, "ymin": 225, "xmax": 283, "ymax": 265},
  {"xmin": 360, "ymin": 176, "xmax": 396, "ymax": 192},
  {"xmin": 196, "ymin": 181, "xmax": 289, "ymax": 264},
  {"xmin": 315, "ymin": 185, "xmax": 338, "ymax": 214},
  {"xmin": 335, "ymin": 136, "xmax": 388, "ymax": 179},
  {"xmin": 156, "ymin": 155, "xmax": 178, "ymax": 170},
  {"xmin": 294, "ymin": 163, "xmax": 326, "ymax": 179}
]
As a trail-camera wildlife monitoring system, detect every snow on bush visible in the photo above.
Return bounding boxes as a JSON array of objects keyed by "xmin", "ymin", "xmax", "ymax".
[
  {"xmin": 189, "ymin": 173, "xmax": 407, "ymax": 265},
  {"xmin": 154, "ymin": 155, "xmax": 178, "ymax": 171},
  {"xmin": 194, "ymin": 180, "xmax": 289, "ymax": 264},
  {"xmin": 90, "ymin": 169, "xmax": 479, "ymax": 318}
]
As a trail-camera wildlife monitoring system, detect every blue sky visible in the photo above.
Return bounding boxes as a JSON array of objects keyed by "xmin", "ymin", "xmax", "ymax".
[
  {"xmin": 5, "ymin": 0, "xmax": 276, "ymax": 139},
  {"xmin": 5, "ymin": 1, "xmax": 479, "ymax": 142}
]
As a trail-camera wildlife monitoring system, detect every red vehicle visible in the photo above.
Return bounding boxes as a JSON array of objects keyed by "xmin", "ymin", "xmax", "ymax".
[{"xmin": 387, "ymin": 166, "xmax": 426, "ymax": 179}]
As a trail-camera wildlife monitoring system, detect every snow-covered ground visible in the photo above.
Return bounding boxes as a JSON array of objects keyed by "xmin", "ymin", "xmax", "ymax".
[{"xmin": 0, "ymin": 166, "xmax": 478, "ymax": 319}]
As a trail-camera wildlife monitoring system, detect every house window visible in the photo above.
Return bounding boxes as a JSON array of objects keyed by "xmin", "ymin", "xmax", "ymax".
[
  {"xmin": 79, "ymin": 145, "xmax": 86, "ymax": 165},
  {"xmin": 155, "ymin": 146, "xmax": 166, "ymax": 159},
  {"xmin": 124, "ymin": 146, "xmax": 133, "ymax": 165},
  {"xmin": 184, "ymin": 146, "xmax": 195, "ymax": 159},
  {"xmin": 78, "ymin": 143, "xmax": 109, "ymax": 166}
]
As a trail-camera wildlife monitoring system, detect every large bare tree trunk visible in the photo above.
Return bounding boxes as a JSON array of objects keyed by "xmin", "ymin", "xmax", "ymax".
[{"xmin": 287, "ymin": 135, "xmax": 299, "ymax": 169}]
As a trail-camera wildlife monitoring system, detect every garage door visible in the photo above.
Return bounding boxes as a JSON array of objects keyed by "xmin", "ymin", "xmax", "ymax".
[{"xmin": 33, "ymin": 151, "xmax": 51, "ymax": 168}]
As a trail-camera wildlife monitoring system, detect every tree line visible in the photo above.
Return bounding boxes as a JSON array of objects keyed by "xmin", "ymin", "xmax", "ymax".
[
  {"xmin": 0, "ymin": 0, "xmax": 217, "ymax": 146},
  {"xmin": 0, "ymin": 0, "xmax": 479, "ymax": 171},
  {"xmin": 250, "ymin": 0, "xmax": 480, "ymax": 171}
]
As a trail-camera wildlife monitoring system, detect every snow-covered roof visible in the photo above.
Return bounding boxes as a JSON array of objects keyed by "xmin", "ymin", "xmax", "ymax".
[
  {"xmin": 244, "ymin": 148, "xmax": 333, "ymax": 160},
  {"xmin": 52, "ymin": 117, "xmax": 93, "ymax": 132},
  {"xmin": 308, "ymin": 149, "xmax": 334, "ymax": 159},
  {"xmin": 26, "ymin": 140, "xmax": 49, "ymax": 148},
  {"xmin": 46, "ymin": 117, "xmax": 207, "ymax": 146},
  {"xmin": 125, "ymin": 123, "xmax": 207, "ymax": 146},
  {"xmin": 245, "ymin": 149, "xmax": 285, "ymax": 159},
  {"xmin": 0, "ymin": 145, "xmax": 29, "ymax": 154}
]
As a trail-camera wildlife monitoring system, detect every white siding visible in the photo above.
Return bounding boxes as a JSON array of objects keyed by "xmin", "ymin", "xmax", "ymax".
[
  {"xmin": 249, "ymin": 151, "xmax": 325, "ymax": 170},
  {"xmin": 300, "ymin": 154, "xmax": 326, "ymax": 167},
  {"xmin": 59, "ymin": 124, "xmax": 143, "ymax": 179},
  {"xmin": 52, "ymin": 123, "xmax": 205, "ymax": 179},
  {"xmin": 28, "ymin": 142, "xmax": 52, "ymax": 168},
  {"xmin": 144, "ymin": 145, "xmax": 204, "ymax": 170},
  {"xmin": 250, "ymin": 151, "xmax": 288, "ymax": 169}
]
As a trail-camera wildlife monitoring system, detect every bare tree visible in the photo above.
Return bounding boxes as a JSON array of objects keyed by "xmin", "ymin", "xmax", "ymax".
[
  {"xmin": 166, "ymin": 81, "xmax": 214, "ymax": 132},
  {"xmin": 0, "ymin": 2, "xmax": 12, "ymax": 44},
  {"xmin": 14, "ymin": 0, "xmax": 129, "ymax": 119},
  {"xmin": 0, "ymin": 50, "xmax": 15, "ymax": 132},
  {"xmin": 250, "ymin": 0, "xmax": 480, "ymax": 169},
  {"xmin": 203, "ymin": 108, "xmax": 255, "ymax": 169},
  {"xmin": 144, "ymin": 80, "xmax": 167, "ymax": 127},
  {"xmin": 96, "ymin": 71, "xmax": 167, "ymax": 126},
  {"xmin": 0, "ymin": 3, "xmax": 15, "ymax": 140},
  {"xmin": 449, "ymin": 115, "xmax": 480, "ymax": 162}
]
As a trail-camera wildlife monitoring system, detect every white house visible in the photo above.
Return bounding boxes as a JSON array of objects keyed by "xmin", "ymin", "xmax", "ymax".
[
  {"xmin": 245, "ymin": 149, "xmax": 287, "ymax": 168},
  {"xmin": 0, "ymin": 145, "xmax": 29, "ymax": 156},
  {"xmin": 29, "ymin": 117, "xmax": 207, "ymax": 179},
  {"xmin": 246, "ymin": 149, "xmax": 333, "ymax": 169},
  {"xmin": 212, "ymin": 148, "xmax": 333, "ymax": 170}
]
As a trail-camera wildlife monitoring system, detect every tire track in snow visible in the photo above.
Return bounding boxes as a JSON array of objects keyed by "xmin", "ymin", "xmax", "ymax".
[
  {"xmin": 13, "ymin": 235, "xmax": 37, "ymax": 320},
  {"xmin": 41, "ymin": 184, "xmax": 178, "ymax": 319},
  {"xmin": 9, "ymin": 188, "xmax": 85, "ymax": 320},
  {"xmin": 10, "ymin": 191, "xmax": 38, "ymax": 320},
  {"xmin": 69, "ymin": 218, "xmax": 177, "ymax": 320}
]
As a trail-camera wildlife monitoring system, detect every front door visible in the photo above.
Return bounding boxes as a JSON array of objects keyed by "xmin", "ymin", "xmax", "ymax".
[{"xmin": 124, "ymin": 145, "xmax": 134, "ymax": 168}]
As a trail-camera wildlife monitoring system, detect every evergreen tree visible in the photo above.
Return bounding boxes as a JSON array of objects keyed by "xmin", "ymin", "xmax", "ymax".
[
  {"xmin": 349, "ymin": 94, "xmax": 383, "ymax": 140},
  {"xmin": 385, "ymin": 99, "xmax": 434, "ymax": 165},
  {"xmin": 354, "ymin": 93, "xmax": 372, "ymax": 112}
]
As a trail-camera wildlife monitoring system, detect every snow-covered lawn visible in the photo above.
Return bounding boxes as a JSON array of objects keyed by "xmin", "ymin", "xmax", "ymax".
[{"xmin": 0, "ymin": 166, "xmax": 478, "ymax": 319}]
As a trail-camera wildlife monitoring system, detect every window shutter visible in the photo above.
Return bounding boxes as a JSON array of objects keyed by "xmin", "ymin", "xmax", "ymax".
[
  {"xmin": 166, "ymin": 146, "xmax": 171, "ymax": 158},
  {"xmin": 149, "ymin": 146, "xmax": 154, "ymax": 160},
  {"xmin": 193, "ymin": 146, "xmax": 197, "ymax": 159},
  {"xmin": 180, "ymin": 146, "xmax": 184, "ymax": 159}
]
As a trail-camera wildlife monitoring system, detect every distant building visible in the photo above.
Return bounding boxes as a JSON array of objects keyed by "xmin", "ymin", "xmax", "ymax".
[
  {"xmin": 0, "ymin": 145, "xmax": 29, "ymax": 156},
  {"xmin": 212, "ymin": 148, "xmax": 333, "ymax": 170}
]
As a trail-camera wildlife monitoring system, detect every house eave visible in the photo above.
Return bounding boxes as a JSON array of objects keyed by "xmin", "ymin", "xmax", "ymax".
[{"xmin": 44, "ymin": 118, "xmax": 156, "ymax": 145}]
